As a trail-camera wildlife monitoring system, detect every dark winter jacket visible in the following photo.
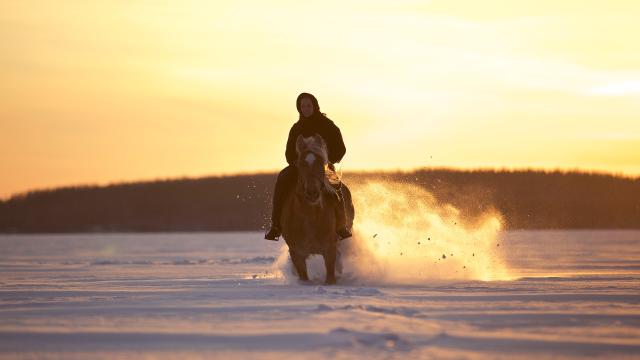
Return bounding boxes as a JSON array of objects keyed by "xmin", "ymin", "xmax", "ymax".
[{"xmin": 285, "ymin": 115, "xmax": 346, "ymax": 165}]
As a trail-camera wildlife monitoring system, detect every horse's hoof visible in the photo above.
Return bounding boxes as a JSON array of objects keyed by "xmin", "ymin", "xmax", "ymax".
[
  {"xmin": 324, "ymin": 278, "xmax": 337, "ymax": 285},
  {"xmin": 337, "ymin": 227, "xmax": 352, "ymax": 241}
]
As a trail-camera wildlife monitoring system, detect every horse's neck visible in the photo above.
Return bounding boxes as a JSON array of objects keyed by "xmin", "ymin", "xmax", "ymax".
[{"xmin": 293, "ymin": 186, "xmax": 326, "ymax": 210}]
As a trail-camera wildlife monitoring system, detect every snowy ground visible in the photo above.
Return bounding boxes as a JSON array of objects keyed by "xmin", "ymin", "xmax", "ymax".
[{"xmin": 1, "ymin": 230, "xmax": 639, "ymax": 359}]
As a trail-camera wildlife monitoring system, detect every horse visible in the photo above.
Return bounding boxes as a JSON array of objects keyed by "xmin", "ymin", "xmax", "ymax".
[{"xmin": 280, "ymin": 134, "xmax": 355, "ymax": 285}]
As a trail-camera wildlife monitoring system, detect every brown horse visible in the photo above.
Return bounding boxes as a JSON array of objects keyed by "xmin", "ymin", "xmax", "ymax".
[{"xmin": 280, "ymin": 134, "xmax": 354, "ymax": 285}]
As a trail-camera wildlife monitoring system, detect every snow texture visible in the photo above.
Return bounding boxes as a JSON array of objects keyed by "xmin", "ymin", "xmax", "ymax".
[{"xmin": 0, "ymin": 230, "xmax": 639, "ymax": 359}]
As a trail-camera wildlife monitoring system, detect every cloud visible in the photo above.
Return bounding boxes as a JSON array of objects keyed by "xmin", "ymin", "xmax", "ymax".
[{"xmin": 588, "ymin": 81, "xmax": 640, "ymax": 96}]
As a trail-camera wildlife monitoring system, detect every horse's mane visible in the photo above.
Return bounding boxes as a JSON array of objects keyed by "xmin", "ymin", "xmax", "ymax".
[{"xmin": 322, "ymin": 167, "xmax": 339, "ymax": 197}]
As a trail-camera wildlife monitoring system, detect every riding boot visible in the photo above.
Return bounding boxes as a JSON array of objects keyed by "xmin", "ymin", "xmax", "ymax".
[
  {"xmin": 334, "ymin": 188, "xmax": 352, "ymax": 240},
  {"xmin": 264, "ymin": 185, "xmax": 284, "ymax": 241},
  {"xmin": 264, "ymin": 223, "xmax": 281, "ymax": 241},
  {"xmin": 265, "ymin": 165, "xmax": 296, "ymax": 240}
]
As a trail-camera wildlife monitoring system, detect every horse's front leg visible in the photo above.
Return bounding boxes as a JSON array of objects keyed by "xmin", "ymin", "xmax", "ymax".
[
  {"xmin": 290, "ymin": 249, "xmax": 309, "ymax": 281},
  {"xmin": 323, "ymin": 245, "xmax": 337, "ymax": 285}
]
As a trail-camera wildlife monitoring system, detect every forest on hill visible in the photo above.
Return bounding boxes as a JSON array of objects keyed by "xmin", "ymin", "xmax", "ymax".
[{"xmin": 1, "ymin": 169, "xmax": 639, "ymax": 233}]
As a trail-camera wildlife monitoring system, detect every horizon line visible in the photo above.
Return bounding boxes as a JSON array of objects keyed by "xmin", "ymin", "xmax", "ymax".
[{"xmin": 3, "ymin": 165, "xmax": 639, "ymax": 202}]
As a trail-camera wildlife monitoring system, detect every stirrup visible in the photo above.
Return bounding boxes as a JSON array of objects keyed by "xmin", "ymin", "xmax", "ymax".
[{"xmin": 264, "ymin": 225, "xmax": 281, "ymax": 241}]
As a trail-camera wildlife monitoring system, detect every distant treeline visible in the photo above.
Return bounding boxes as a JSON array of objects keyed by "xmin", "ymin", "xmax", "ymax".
[{"xmin": 1, "ymin": 169, "xmax": 639, "ymax": 233}]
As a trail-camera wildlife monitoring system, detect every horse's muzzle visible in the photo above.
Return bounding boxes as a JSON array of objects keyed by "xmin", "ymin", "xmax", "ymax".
[
  {"xmin": 304, "ymin": 186, "xmax": 320, "ymax": 203},
  {"xmin": 304, "ymin": 189, "xmax": 320, "ymax": 203}
]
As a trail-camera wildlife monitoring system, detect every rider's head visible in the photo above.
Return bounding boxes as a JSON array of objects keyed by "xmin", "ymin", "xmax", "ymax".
[{"xmin": 296, "ymin": 92, "xmax": 320, "ymax": 119}]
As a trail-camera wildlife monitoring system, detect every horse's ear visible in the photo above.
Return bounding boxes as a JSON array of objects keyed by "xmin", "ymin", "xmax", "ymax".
[
  {"xmin": 313, "ymin": 133, "xmax": 323, "ymax": 145},
  {"xmin": 295, "ymin": 135, "xmax": 305, "ymax": 154}
]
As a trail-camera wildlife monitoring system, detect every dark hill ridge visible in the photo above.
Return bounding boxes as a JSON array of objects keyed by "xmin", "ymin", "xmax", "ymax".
[{"xmin": 1, "ymin": 169, "xmax": 639, "ymax": 233}]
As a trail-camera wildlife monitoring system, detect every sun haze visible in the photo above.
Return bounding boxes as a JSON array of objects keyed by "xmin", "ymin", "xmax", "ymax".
[{"xmin": 1, "ymin": 0, "xmax": 639, "ymax": 198}]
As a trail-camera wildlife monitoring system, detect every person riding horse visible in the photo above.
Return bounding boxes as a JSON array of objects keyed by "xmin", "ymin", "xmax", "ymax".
[{"xmin": 265, "ymin": 92, "xmax": 352, "ymax": 241}]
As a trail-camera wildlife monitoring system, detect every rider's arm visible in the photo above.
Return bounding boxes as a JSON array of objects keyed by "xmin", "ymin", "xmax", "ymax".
[
  {"xmin": 326, "ymin": 122, "xmax": 346, "ymax": 164},
  {"xmin": 285, "ymin": 124, "xmax": 299, "ymax": 165}
]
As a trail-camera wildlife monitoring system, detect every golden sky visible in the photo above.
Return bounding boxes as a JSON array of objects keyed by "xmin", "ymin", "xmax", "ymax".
[{"xmin": 1, "ymin": 0, "xmax": 639, "ymax": 199}]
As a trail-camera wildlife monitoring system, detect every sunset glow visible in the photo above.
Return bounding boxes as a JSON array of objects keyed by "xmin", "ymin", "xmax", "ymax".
[{"xmin": 1, "ymin": 0, "xmax": 640, "ymax": 198}]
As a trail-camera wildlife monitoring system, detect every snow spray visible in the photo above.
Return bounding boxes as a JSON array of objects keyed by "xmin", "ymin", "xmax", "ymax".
[{"xmin": 273, "ymin": 180, "xmax": 513, "ymax": 284}]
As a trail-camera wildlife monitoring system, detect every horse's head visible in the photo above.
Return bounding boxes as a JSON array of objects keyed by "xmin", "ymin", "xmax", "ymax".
[{"xmin": 295, "ymin": 134, "xmax": 329, "ymax": 204}]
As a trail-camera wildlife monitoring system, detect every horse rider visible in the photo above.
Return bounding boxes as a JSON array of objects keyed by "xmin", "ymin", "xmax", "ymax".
[{"xmin": 265, "ymin": 92, "xmax": 352, "ymax": 241}]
